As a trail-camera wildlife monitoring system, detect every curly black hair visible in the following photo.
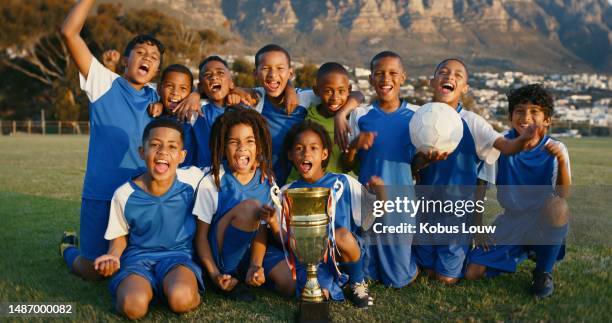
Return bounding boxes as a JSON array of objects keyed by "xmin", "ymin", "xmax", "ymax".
[
  {"xmin": 142, "ymin": 117, "xmax": 184, "ymax": 145},
  {"xmin": 209, "ymin": 107, "xmax": 274, "ymax": 190},
  {"xmin": 124, "ymin": 34, "xmax": 165, "ymax": 67},
  {"xmin": 161, "ymin": 64, "xmax": 193, "ymax": 87},
  {"xmin": 507, "ymin": 84, "xmax": 554, "ymax": 117},
  {"xmin": 283, "ymin": 120, "xmax": 333, "ymax": 169}
]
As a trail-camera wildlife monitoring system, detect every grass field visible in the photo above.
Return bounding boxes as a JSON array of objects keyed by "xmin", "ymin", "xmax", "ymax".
[{"xmin": 0, "ymin": 135, "xmax": 611, "ymax": 322}]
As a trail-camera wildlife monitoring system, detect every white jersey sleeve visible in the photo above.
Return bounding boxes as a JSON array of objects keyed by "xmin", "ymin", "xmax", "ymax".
[
  {"xmin": 342, "ymin": 175, "xmax": 365, "ymax": 227},
  {"xmin": 348, "ymin": 105, "xmax": 371, "ymax": 143},
  {"xmin": 193, "ymin": 172, "xmax": 220, "ymax": 224},
  {"xmin": 550, "ymin": 139, "xmax": 571, "ymax": 187},
  {"xmin": 104, "ymin": 183, "xmax": 134, "ymax": 240},
  {"xmin": 460, "ymin": 110, "xmax": 502, "ymax": 164},
  {"xmin": 176, "ymin": 166, "xmax": 205, "ymax": 190},
  {"xmin": 296, "ymin": 89, "xmax": 320, "ymax": 108},
  {"xmin": 79, "ymin": 57, "xmax": 120, "ymax": 103}
]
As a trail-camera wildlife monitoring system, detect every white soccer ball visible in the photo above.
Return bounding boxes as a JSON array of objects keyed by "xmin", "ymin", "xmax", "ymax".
[{"xmin": 409, "ymin": 102, "xmax": 464, "ymax": 154}]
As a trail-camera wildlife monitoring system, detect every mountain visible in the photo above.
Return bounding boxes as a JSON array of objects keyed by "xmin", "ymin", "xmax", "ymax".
[{"xmin": 107, "ymin": 0, "xmax": 612, "ymax": 74}]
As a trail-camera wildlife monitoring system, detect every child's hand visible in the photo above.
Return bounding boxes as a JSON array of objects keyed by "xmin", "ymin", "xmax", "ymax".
[
  {"xmin": 414, "ymin": 149, "xmax": 449, "ymax": 170},
  {"xmin": 174, "ymin": 92, "xmax": 203, "ymax": 121},
  {"xmin": 94, "ymin": 254, "xmax": 120, "ymax": 277},
  {"xmin": 518, "ymin": 124, "xmax": 546, "ymax": 146},
  {"xmin": 366, "ymin": 176, "xmax": 387, "ymax": 201},
  {"xmin": 356, "ymin": 132, "xmax": 377, "ymax": 151},
  {"xmin": 334, "ymin": 111, "xmax": 351, "ymax": 152},
  {"xmin": 245, "ymin": 265, "xmax": 265, "ymax": 287},
  {"xmin": 545, "ymin": 140, "xmax": 567, "ymax": 163},
  {"xmin": 257, "ymin": 204, "xmax": 277, "ymax": 225},
  {"xmin": 227, "ymin": 88, "xmax": 258, "ymax": 107},
  {"xmin": 101, "ymin": 49, "xmax": 120, "ymax": 73},
  {"xmin": 284, "ymin": 87, "xmax": 298, "ymax": 115},
  {"xmin": 472, "ymin": 232, "xmax": 495, "ymax": 252},
  {"xmin": 213, "ymin": 273, "xmax": 238, "ymax": 292},
  {"xmin": 148, "ymin": 102, "xmax": 164, "ymax": 117}
]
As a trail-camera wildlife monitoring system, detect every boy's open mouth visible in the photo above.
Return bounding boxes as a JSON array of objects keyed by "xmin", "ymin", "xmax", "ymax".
[
  {"xmin": 210, "ymin": 82, "xmax": 222, "ymax": 92},
  {"xmin": 137, "ymin": 63, "xmax": 150, "ymax": 76},
  {"xmin": 264, "ymin": 80, "xmax": 281, "ymax": 92},
  {"xmin": 168, "ymin": 98, "xmax": 181, "ymax": 110},
  {"xmin": 378, "ymin": 84, "xmax": 393, "ymax": 96},
  {"xmin": 440, "ymin": 82, "xmax": 455, "ymax": 94},
  {"xmin": 299, "ymin": 160, "xmax": 312, "ymax": 174},
  {"xmin": 154, "ymin": 159, "xmax": 169, "ymax": 174}
]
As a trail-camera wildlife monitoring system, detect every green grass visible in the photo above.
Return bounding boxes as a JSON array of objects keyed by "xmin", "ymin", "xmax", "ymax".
[{"xmin": 0, "ymin": 135, "xmax": 611, "ymax": 322}]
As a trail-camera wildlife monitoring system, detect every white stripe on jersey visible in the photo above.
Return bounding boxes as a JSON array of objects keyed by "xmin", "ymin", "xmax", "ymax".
[
  {"xmin": 105, "ymin": 182, "xmax": 135, "ymax": 240},
  {"xmin": 193, "ymin": 166, "xmax": 225, "ymax": 223}
]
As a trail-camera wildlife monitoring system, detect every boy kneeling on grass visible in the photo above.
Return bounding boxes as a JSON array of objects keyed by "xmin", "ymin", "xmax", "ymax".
[
  {"xmin": 465, "ymin": 84, "xmax": 571, "ymax": 298},
  {"xmin": 94, "ymin": 118, "xmax": 205, "ymax": 319}
]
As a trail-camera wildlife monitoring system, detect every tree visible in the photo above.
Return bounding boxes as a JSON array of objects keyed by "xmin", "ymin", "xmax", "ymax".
[
  {"xmin": 232, "ymin": 58, "xmax": 256, "ymax": 88},
  {"xmin": 295, "ymin": 63, "xmax": 318, "ymax": 89}
]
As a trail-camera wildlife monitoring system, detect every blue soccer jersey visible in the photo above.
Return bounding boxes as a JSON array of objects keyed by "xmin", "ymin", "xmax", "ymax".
[
  {"xmin": 104, "ymin": 167, "xmax": 204, "ymax": 261},
  {"xmin": 254, "ymin": 89, "xmax": 318, "ymax": 185},
  {"xmin": 496, "ymin": 130, "xmax": 571, "ymax": 212},
  {"xmin": 186, "ymin": 101, "xmax": 226, "ymax": 168},
  {"xmin": 348, "ymin": 100, "xmax": 418, "ymax": 185},
  {"xmin": 348, "ymin": 100, "xmax": 419, "ymax": 287},
  {"xmin": 418, "ymin": 104, "xmax": 501, "ymax": 186},
  {"xmin": 79, "ymin": 58, "xmax": 159, "ymax": 201}
]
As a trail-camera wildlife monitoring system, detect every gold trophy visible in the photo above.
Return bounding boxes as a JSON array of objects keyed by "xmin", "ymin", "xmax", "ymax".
[{"xmin": 282, "ymin": 187, "xmax": 332, "ymax": 322}]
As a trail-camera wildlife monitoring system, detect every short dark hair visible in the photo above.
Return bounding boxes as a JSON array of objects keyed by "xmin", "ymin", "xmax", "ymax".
[
  {"xmin": 142, "ymin": 117, "xmax": 185, "ymax": 145},
  {"xmin": 370, "ymin": 51, "xmax": 403, "ymax": 72},
  {"xmin": 283, "ymin": 120, "xmax": 333, "ymax": 169},
  {"xmin": 161, "ymin": 64, "xmax": 193, "ymax": 87},
  {"xmin": 317, "ymin": 62, "xmax": 349, "ymax": 80},
  {"xmin": 198, "ymin": 55, "xmax": 229, "ymax": 78},
  {"xmin": 434, "ymin": 58, "xmax": 469, "ymax": 78},
  {"xmin": 255, "ymin": 44, "xmax": 291, "ymax": 68},
  {"xmin": 124, "ymin": 34, "xmax": 165, "ymax": 67},
  {"xmin": 507, "ymin": 84, "xmax": 554, "ymax": 117}
]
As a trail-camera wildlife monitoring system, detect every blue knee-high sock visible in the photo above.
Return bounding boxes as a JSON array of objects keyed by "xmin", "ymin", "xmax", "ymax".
[
  {"xmin": 532, "ymin": 244, "xmax": 563, "ymax": 273},
  {"xmin": 63, "ymin": 247, "xmax": 79, "ymax": 271},
  {"xmin": 341, "ymin": 257, "xmax": 365, "ymax": 284},
  {"xmin": 221, "ymin": 225, "xmax": 257, "ymax": 275}
]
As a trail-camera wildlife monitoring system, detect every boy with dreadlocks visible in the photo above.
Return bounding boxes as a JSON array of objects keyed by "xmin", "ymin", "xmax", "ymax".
[{"xmin": 193, "ymin": 107, "xmax": 280, "ymax": 301}]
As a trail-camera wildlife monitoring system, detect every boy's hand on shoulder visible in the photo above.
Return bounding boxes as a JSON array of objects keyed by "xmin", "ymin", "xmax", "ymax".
[
  {"xmin": 545, "ymin": 140, "xmax": 567, "ymax": 163},
  {"xmin": 94, "ymin": 254, "xmax": 120, "ymax": 277},
  {"xmin": 284, "ymin": 86, "xmax": 298, "ymax": 115},
  {"xmin": 101, "ymin": 49, "xmax": 121, "ymax": 73},
  {"xmin": 148, "ymin": 102, "xmax": 164, "ymax": 118},
  {"xmin": 245, "ymin": 265, "xmax": 265, "ymax": 287},
  {"xmin": 356, "ymin": 132, "xmax": 377, "ymax": 151},
  {"xmin": 334, "ymin": 111, "xmax": 351, "ymax": 153},
  {"xmin": 174, "ymin": 92, "xmax": 203, "ymax": 121},
  {"xmin": 227, "ymin": 87, "xmax": 258, "ymax": 107},
  {"xmin": 213, "ymin": 273, "xmax": 238, "ymax": 291}
]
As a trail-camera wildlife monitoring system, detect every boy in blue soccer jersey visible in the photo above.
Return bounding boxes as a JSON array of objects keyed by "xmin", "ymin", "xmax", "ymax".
[
  {"xmin": 464, "ymin": 84, "xmax": 571, "ymax": 298},
  {"xmin": 193, "ymin": 108, "xmax": 278, "ymax": 301},
  {"xmin": 94, "ymin": 118, "xmax": 204, "ymax": 320},
  {"xmin": 187, "ymin": 56, "xmax": 236, "ymax": 167},
  {"xmin": 58, "ymin": 0, "xmax": 201, "ymax": 281},
  {"xmin": 344, "ymin": 51, "xmax": 420, "ymax": 288},
  {"xmin": 252, "ymin": 44, "xmax": 363, "ymax": 185},
  {"xmin": 155, "ymin": 64, "xmax": 198, "ymax": 166},
  {"xmin": 412, "ymin": 59, "xmax": 544, "ymax": 284}
]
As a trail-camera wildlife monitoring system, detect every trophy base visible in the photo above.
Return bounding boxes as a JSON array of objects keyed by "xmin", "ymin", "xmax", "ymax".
[{"xmin": 297, "ymin": 300, "xmax": 331, "ymax": 323}]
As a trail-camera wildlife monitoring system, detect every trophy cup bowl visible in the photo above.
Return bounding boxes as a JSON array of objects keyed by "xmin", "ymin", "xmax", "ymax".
[{"xmin": 284, "ymin": 187, "xmax": 331, "ymax": 321}]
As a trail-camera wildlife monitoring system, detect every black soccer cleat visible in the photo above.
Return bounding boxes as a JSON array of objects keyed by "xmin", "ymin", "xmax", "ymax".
[
  {"xmin": 346, "ymin": 281, "xmax": 373, "ymax": 309},
  {"xmin": 532, "ymin": 271, "xmax": 555, "ymax": 298},
  {"xmin": 59, "ymin": 230, "xmax": 78, "ymax": 257}
]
